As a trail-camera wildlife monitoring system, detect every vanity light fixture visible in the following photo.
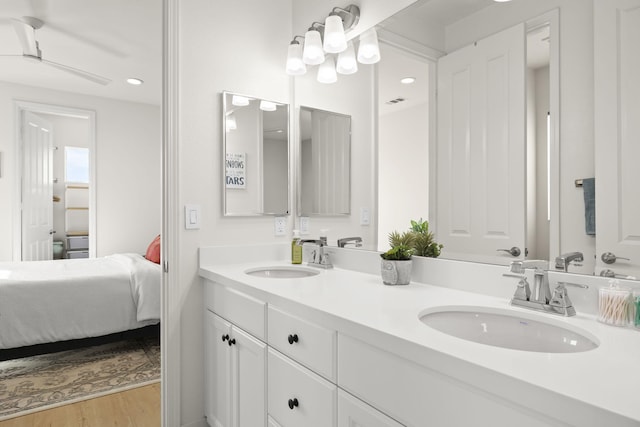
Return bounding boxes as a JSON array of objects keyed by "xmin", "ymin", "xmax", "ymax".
[
  {"xmin": 336, "ymin": 41, "xmax": 358, "ymax": 75},
  {"xmin": 126, "ymin": 78, "xmax": 143, "ymax": 85},
  {"xmin": 259, "ymin": 100, "xmax": 277, "ymax": 111},
  {"xmin": 286, "ymin": 4, "xmax": 379, "ymax": 83},
  {"xmin": 286, "ymin": 37, "xmax": 307, "ymax": 75},
  {"xmin": 302, "ymin": 25, "xmax": 325, "ymax": 65},
  {"xmin": 317, "ymin": 56, "xmax": 338, "ymax": 84},
  {"xmin": 231, "ymin": 95, "xmax": 251, "ymax": 106},
  {"xmin": 400, "ymin": 77, "xmax": 416, "ymax": 84},
  {"xmin": 357, "ymin": 27, "xmax": 381, "ymax": 64}
]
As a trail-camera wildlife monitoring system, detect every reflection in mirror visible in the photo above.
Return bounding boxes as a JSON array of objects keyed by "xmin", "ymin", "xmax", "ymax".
[
  {"xmin": 223, "ymin": 91, "xmax": 289, "ymax": 216},
  {"xmin": 298, "ymin": 106, "xmax": 351, "ymax": 216}
]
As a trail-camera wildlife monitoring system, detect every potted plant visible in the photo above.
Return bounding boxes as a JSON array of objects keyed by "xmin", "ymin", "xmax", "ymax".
[
  {"xmin": 409, "ymin": 218, "xmax": 443, "ymax": 258},
  {"xmin": 380, "ymin": 231, "xmax": 415, "ymax": 285}
]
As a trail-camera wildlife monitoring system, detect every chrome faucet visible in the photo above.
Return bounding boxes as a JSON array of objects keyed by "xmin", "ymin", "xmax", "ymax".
[
  {"xmin": 337, "ymin": 237, "xmax": 362, "ymax": 248},
  {"xmin": 503, "ymin": 260, "xmax": 586, "ymax": 316},
  {"xmin": 555, "ymin": 251, "xmax": 584, "ymax": 272},
  {"xmin": 297, "ymin": 239, "xmax": 333, "ymax": 269}
]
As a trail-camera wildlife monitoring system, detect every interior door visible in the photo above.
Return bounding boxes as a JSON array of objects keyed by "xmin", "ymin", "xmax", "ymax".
[
  {"xmin": 436, "ymin": 23, "xmax": 526, "ymax": 264},
  {"xmin": 594, "ymin": 0, "xmax": 640, "ymax": 279},
  {"xmin": 21, "ymin": 111, "xmax": 54, "ymax": 261}
]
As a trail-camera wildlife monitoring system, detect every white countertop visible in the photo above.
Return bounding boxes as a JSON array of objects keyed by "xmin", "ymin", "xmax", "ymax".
[{"xmin": 200, "ymin": 258, "xmax": 640, "ymax": 426}]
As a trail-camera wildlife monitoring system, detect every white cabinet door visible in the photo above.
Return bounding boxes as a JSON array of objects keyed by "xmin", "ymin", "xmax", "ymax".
[
  {"xmin": 233, "ymin": 325, "xmax": 267, "ymax": 427},
  {"xmin": 594, "ymin": 0, "xmax": 640, "ymax": 279},
  {"xmin": 338, "ymin": 389, "xmax": 404, "ymax": 427},
  {"xmin": 205, "ymin": 312, "xmax": 233, "ymax": 427},
  {"xmin": 436, "ymin": 23, "xmax": 526, "ymax": 265}
]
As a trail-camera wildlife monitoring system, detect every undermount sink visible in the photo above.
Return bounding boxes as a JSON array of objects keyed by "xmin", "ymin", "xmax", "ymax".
[
  {"xmin": 244, "ymin": 266, "xmax": 320, "ymax": 279},
  {"xmin": 419, "ymin": 306, "xmax": 599, "ymax": 353}
]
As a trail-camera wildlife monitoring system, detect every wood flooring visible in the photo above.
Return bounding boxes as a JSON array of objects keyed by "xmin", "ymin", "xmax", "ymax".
[{"xmin": 0, "ymin": 383, "xmax": 161, "ymax": 427}]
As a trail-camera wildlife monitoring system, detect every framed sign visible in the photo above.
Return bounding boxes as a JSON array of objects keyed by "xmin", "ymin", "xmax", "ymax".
[{"xmin": 225, "ymin": 152, "xmax": 246, "ymax": 189}]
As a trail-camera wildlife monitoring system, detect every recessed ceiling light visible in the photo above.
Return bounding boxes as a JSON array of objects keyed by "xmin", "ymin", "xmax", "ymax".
[
  {"xmin": 126, "ymin": 78, "xmax": 144, "ymax": 85},
  {"xmin": 493, "ymin": 0, "xmax": 512, "ymax": 2},
  {"xmin": 400, "ymin": 77, "xmax": 416, "ymax": 84}
]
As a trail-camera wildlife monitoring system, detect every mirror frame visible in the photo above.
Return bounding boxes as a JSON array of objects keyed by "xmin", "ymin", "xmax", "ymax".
[
  {"xmin": 297, "ymin": 105, "xmax": 352, "ymax": 217},
  {"xmin": 222, "ymin": 91, "xmax": 290, "ymax": 217}
]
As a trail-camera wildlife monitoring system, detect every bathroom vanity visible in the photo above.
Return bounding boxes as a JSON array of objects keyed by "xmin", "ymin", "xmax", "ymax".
[{"xmin": 199, "ymin": 244, "xmax": 640, "ymax": 427}]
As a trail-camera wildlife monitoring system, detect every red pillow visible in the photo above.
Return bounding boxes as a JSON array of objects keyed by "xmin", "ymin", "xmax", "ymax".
[{"xmin": 145, "ymin": 235, "xmax": 161, "ymax": 264}]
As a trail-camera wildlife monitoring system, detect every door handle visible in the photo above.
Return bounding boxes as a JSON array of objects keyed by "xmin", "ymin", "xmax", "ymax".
[
  {"xmin": 601, "ymin": 252, "xmax": 630, "ymax": 264},
  {"xmin": 497, "ymin": 247, "xmax": 521, "ymax": 257},
  {"xmin": 49, "ymin": 229, "xmax": 56, "ymax": 235}
]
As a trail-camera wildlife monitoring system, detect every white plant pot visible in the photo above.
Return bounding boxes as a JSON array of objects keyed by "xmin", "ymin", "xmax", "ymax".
[{"xmin": 380, "ymin": 259, "xmax": 412, "ymax": 285}]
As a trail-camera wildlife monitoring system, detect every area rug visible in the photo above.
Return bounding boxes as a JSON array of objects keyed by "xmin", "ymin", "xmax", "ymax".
[{"xmin": 0, "ymin": 336, "xmax": 160, "ymax": 420}]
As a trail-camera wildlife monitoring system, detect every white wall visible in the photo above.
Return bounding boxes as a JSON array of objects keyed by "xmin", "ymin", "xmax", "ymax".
[
  {"xmin": 177, "ymin": 0, "xmax": 292, "ymax": 424},
  {"xmin": 0, "ymin": 81, "xmax": 161, "ymax": 261},
  {"xmin": 535, "ymin": 66, "xmax": 551, "ymax": 260},
  {"xmin": 445, "ymin": 0, "xmax": 596, "ymax": 273},
  {"xmin": 175, "ymin": 1, "xmax": 419, "ymax": 424},
  {"xmin": 378, "ymin": 102, "xmax": 429, "ymax": 251}
]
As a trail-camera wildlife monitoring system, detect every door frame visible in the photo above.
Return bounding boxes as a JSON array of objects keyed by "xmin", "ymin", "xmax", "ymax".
[{"xmin": 13, "ymin": 101, "xmax": 97, "ymax": 261}]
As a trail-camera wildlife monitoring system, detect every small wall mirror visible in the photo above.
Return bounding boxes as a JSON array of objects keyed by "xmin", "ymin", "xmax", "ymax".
[
  {"xmin": 298, "ymin": 106, "xmax": 351, "ymax": 216},
  {"xmin": 222, "ymin": 91, "xmax": 289, "ymax": 216}
]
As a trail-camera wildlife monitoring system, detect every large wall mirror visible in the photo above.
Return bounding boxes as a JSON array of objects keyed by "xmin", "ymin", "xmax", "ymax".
[
  {"xmin": 334, "ymin": 1, "xmax": 640, "ymax": 281},
  {"xmin": 222, "ymin": 91, "xmax": 290, "ymax": 216},
  {"xmin": 298, "ymin": 106, "xmax": 351, "ymax": 216}
]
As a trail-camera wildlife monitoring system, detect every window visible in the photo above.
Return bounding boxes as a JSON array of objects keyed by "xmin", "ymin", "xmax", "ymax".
[{"xmin": 65, "ymin": 146, "xmax": 89, "ymax": 184}]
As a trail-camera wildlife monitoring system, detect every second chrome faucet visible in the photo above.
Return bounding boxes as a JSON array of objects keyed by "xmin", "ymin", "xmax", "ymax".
[{"xmin": 503, "ymin": 260, "xmax": 587, "ymax": 317}]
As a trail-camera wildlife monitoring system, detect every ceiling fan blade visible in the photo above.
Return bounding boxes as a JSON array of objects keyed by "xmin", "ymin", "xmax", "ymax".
[
  {"xmin": 11, "ymin": 18, "xmax": 40, "ymax": 57},
  {"xmin": 41, "ymin": 59, "xmax": 112, "ymax": 86}
]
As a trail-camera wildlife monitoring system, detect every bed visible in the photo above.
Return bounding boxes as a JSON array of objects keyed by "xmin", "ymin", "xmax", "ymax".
[{"xmin": 0, "ymin": 253, "xmax": 161, "ymax": 352}]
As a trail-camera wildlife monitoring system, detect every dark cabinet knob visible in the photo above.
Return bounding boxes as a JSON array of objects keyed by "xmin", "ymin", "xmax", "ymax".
[
  {"xmin": 221, "ymin": 334, "xmax": 229, "ymax": 342},
  {"xmin": 228, "ymin": 338, "xmax": 236, "ymax": 346},
  {"xmin": 287, "ymin": 334, "xmax": 299, "ymax": 345},
  {"xmin": 288, "ymin": 398, "xmax": 299, "ymax": 410}
]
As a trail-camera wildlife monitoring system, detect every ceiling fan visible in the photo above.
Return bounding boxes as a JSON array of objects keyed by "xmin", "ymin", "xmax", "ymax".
[{"xmin": 1, "ymin": 16, "xmax": 111, "ymax": 85}]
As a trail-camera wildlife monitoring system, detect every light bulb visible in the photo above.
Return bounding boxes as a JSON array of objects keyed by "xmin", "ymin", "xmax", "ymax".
[
  {"xmin": 232, "ymin": 95, "xmax": 250, "ymax": 106},
  {"xmin": 303, "ymin": 29, "xmax": 325, "ymax": 65},
  {"xmin": 317, "ymin": 57, "xmax": 337, "ymax": 84},
  {"xmin": 286, "ymin": 41, "xmax": 306, "ymax": 75},
  {"xmin": 357, "ymin": 27, "xmax": 381, "ymax": 64},
  {"xmin": 336, "ymin": 41, "xmax": 358, "ymax": 75},
  {"xmin": 323, "ymin": 14, "xmax": 347, "ymax": 53},
  {"xmin": 260, "ymin": 101, "xmax": 277, "ymax": 111}
]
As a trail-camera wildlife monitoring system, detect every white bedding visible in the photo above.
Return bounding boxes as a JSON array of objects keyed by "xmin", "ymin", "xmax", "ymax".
[{"xmin": 0, "ymin": 253, "xmax": 161, "ymax": 350}]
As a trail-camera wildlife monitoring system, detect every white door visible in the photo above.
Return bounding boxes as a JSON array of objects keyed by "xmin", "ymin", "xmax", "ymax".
[
  {"xmin": 205, "ymin": 312, "xmax": 233, "ymax": 427},
  {"xmin": 338, "ymin": 389, "xmax": 405, "ymax": 427},
  {"xmin": 21, "ymin": 111, "xmax": 54, "ymax": 261},
  {"xmin": 232, "ymin": 326, "xmax": 267, "ymax": 427},
  {"xmin": 436, "ymin": 23, "xmax": 526, "ymax": 265},
  {"xmin": 594, "ymin": 0, "xmax": 640, "ymax": 279}
]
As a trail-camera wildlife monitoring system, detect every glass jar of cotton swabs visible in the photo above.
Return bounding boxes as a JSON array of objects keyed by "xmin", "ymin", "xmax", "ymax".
[{"xmin": 598, "ymin": 280, "xmax": 633, "ymax": 327}]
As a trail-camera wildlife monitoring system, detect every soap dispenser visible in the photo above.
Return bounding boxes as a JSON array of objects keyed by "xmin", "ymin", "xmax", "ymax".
[{"xmin": 291, "ymin": 230, "xmax": 302, "ymax": 264}]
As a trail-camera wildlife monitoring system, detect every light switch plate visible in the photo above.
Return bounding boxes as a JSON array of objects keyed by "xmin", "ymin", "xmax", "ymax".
[
  {"xmin": 299, "ymin": 217, "xmax": 310, "ymax": 235},
  {"xmin": 274, "ymin": 217, "xmax": 287, "ymax": 236},
  {"xmin": 360, "ymin": 207, "xmax": 370, "ymax": 225},
  {"xmin": 185, "ymin": 204, "xmax": 201, "ymax": 230}
]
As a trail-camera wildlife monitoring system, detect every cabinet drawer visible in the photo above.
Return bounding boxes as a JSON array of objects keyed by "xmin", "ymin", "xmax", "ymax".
[
  {"xmin": 338, "ymin": 334, "xmax": 550, "ymax": 427},
  {"xmin": 268, "ymin": 306, "xmax": 336, "ymax": 381},
  {"xmin": 205, "ymin": 281, "xmax": 266, "ymax": 341},
  {"xmin": 268, "ymin": 348, "xmax": 337, "ymax": 427},
  {"xmin": 338, "ymin": 389, "xmax": 405, "ymax": 427}
]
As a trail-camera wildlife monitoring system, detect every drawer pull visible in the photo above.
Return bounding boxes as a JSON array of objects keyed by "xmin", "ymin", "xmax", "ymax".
[
  {"xmin": 287, "ymin": 398, "xmax": 299, "ymax": 410},
  {"xmin": 228, "ymin": 338, "xmax": 236, "ymax": 346},
  {"xmin": 287, "ymin": 334, "xmax": 299, "ymax": 345},
  {"xmin": 221, "ymin": 334, "xmax": 229, "ymax": 342}
]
